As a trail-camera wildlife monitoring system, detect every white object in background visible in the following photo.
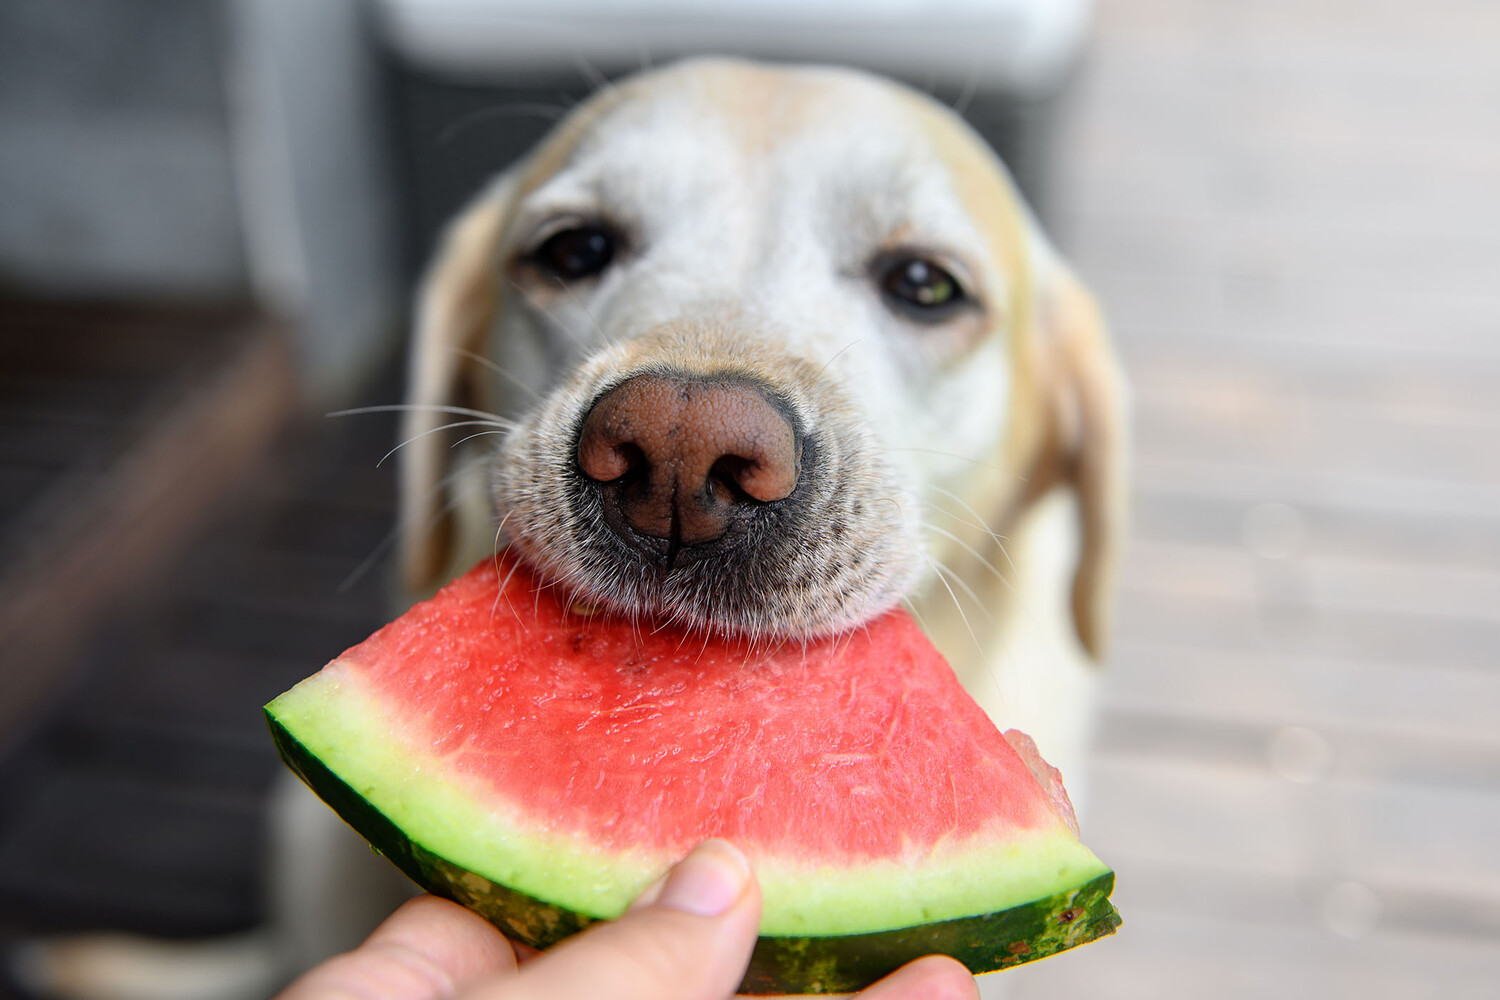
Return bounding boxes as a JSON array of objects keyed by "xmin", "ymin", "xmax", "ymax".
[
  {"xmin": 377, "ymin": 0, "xmax": 1093, "ymax": 96},
  {"xmin": 228, "ymin": 0, "xmax": 399, "ymax": 402}
]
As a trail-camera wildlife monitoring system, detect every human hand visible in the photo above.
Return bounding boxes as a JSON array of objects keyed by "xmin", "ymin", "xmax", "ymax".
[{"xmin": 276, "ymin": 839, "xmax": 977, "ymax": 1000}]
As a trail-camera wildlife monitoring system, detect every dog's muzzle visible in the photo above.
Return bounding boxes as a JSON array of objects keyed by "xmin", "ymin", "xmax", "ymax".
[{"xmin": 575, "ymin": 371, "xmax": 802, "ymax": 566}]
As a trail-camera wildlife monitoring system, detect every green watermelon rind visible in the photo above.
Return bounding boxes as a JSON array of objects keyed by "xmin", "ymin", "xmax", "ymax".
[{"xmin": 267, "ymin": 709, "xmax": 1121, "ymax": 994}]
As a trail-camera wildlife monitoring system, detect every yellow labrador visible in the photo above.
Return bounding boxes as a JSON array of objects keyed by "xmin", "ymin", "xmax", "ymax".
[
  {"xmin": 11, "ymin": 58, "xmax": 1126, "ymax": 1000},
  {"xmin": 402, "ymin": 57, "xmax": 1126, "ymax": 797}
]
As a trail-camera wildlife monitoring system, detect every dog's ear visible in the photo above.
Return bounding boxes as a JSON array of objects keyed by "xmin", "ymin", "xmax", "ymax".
[
  {"xmin": 1030, "ymin": 260, "xmax": 1129, "ymax": 661},
  {"xmin": 399, "ymin": 178, "xmax": 515, "ymax": 595}
]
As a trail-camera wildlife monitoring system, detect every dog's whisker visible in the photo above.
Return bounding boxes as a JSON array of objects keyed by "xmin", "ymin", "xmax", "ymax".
[
  {"xmin": 571, "ymin": 52, "xmax": 615, "ymax": 99},
  {"xmin": 438, "ymin": 102, "xmax": 572, "ymax": 146},
  {"xmin": 921, "ymin": 519, "xmax": 1015, "ymax": 595},
  {"xmin": 489, "ymin": 520, "xmax": 521, "ymax": 629},
  {"xmin": 667, "ymin": 611, "xmax": 697, "ymax": 654},
  {"xmin": 830, "ymin": 588, "xmax": 875, "ymax": 661},
  {"xmin": 919, "ymin": 499, "xmax": 1007, "ymax": 557},
  {"xmin": 694, "ymin": 622, "xmax": 715, "ymax": 664},
  {"xmin": 921, "ymin": 509, "xmax": 1051, "ymax": 648},
  {"xmin": 823, "ymin": 619, "xmax": 845, "ymax": 661},
  {"xmin": 532, "ymin": 570, "xmax": 551, "ymax": 619},
  {"xmin": 922, "ymin": 498, "xmax": 997, "ymax": 539},
  {"xmin": 509, "ymin": 279, "xmax": 597, "ymax": 352},
  {"xmin": 951, "ymin": 62, "xmax": 982, "ymax": 118},
  {"xmin": 981, "ymin": 519, "xmax": 1028, "ymax": 591},
  {"xmin": 492, "ymin": 511, "xmax": 513, "ymax": 562},
  {"xmin": 813, "ymin": 338, "xmax": 862, "ymax": 380},
  {"xmin": 884, "ymin": 447, "xmax": 1008, "ymax": 474},
  {"xmin": 340, "ymin": 468, "xmax": 470, "ymax": 594},
  {"xmin": 922, "ymin": 494, "xmax": 1027, "ymax": 611},
  {"xmin": 927, "ymin": 485, "xmax": 1012, "ymax": 549},
  {"xmin": 377, "ymin": 420, "xmax": 514, "ymax": 468},
  {"xmin": 338, "ymin": 533, "xmax": 397, "ymax": 595},
  {"xmin": 452, "ymin": 347, "xmax": 542, "ymax": 400},
  {"xmin": 495, "ymin": 521, "xmax": 534, "ymax": 614},
  {"xmin": 828, "ymin": 615, "xmax": 857, "ymax": 663},
  {"xmin": 451, "ymin": 430, "xmax": 511, "ymax": 449},
  {"xmin": 626, "ymin": 599, "xmax": 644, "ymax": 652},
  {"xmin": 330, "ymin": 403, "xmax": 514, "ymax": 423},
  {"xmin": 926, "ymin": 557, "xmax": 984, "ymax": 655},
  {"xmin": 898, "ymin": 595, "xmax": 934, "ymax": 638},
  {"xmin": 929, "ymin": 554, "xmax": 993, "ymax": 623},
  {"xmin": 338, "ymin": 519, "xmax": 425, "ymax": 596},
  {"xmin": 552, "ymin": 274, "xmax": 621, "ymax": 351}
]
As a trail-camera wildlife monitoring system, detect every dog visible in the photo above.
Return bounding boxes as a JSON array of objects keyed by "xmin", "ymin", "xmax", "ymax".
[
  {"xmin": 10, "ymin": 57, "xmax": 1125, "ymax": 1000},
  {"xmin": 399, "ymin": 57, "xmax": 1126, "ymax": 801}
]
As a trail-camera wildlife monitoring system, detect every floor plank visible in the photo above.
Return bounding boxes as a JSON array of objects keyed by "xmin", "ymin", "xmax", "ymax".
[{"xmin": 1014, "ymin": 0, "xmax": 1500, "ymax": 993}]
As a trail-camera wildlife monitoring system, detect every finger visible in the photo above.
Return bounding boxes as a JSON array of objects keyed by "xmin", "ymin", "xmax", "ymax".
[
  {"xmin": 856, "ymin": 955, "xmax": 979, "ymax": 1000},
  {"xmin": 476, "ymin": 840, "xmax": 761, "ymax": 1000},
  {"xmin": 279, "ymin": 895, "xmax": 518, "ymax": 1000}
]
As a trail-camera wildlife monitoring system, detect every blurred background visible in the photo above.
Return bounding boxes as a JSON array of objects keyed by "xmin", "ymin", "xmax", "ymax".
[{"xmin": 0, "ymin": 0, "xmax": 1496, "ymax": 998}]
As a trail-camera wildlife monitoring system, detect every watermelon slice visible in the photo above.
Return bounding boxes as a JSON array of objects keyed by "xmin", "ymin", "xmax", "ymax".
[{"xmin": 266, "ymin": 557, "xmax": 1119, "ymax": 994}]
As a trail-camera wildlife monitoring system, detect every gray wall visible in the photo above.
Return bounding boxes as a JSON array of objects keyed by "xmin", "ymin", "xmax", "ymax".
[
  {"xmin": 0, "ymin": 0, "xmax": 400, "ymax": 402},
  {"xmin": 0, "ymin": 0, "xmax": 247, "ymax": 298}
]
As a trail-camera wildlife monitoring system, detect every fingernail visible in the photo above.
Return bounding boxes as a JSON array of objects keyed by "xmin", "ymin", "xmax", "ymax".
[{"xmin": 655, "ymin": 840, "xmax": 750, "ymax": 917}]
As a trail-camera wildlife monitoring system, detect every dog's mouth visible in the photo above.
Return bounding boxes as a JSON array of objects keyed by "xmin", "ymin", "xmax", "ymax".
[{"xmin": 491, "ymin": 350, "xmax": 923, "ymax": 642}]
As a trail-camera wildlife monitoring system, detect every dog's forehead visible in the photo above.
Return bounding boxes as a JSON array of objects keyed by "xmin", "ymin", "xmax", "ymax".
[
  {"xmin": 585, "ymin": 61, "xmax": 925, "ymax": 158},
  {"xmin": 530, "ymin": 63, "xmax": 1012, "ymax": 266}
]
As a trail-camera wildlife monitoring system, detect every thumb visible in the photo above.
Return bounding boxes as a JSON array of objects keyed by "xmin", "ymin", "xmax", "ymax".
[
  {"xmin": 480, "ymin": 840, "xmax": 760, "ymax": 1000},
  {"xmin": 278, "ymin": 895, "xmax": 517, "ymax": 1000}
]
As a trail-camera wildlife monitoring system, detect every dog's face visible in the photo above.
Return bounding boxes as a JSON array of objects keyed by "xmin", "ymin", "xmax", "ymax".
[{"xmin": 401, "ymin": 59, "xmax": 1123, "ymax": 659}]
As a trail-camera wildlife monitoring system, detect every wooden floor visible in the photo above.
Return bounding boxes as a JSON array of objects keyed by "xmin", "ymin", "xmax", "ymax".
[
  {"xmin": 0, "ymin": 388, "xmax": 402, "ymax": 948},
  {"xmin": 1008, "ymin": 1, "xmax": 1500, "ymax": 997},
  {"xmin": 0, "ymin": 306, "xmax": 323, "ymax": 939}
]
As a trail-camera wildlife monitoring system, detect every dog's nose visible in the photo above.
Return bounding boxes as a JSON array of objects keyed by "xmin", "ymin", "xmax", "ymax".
[{"xmin": 576, "ymin": 372, "xmax": 800, "ymax": 547}]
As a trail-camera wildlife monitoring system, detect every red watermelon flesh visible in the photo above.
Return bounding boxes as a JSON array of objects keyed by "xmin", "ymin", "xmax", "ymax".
[{"xmin": 266, "ymin": 556, "xmax": 1119, "ymax": 993}]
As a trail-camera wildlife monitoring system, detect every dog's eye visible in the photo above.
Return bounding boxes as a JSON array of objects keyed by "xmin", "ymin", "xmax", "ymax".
[
  {"xmin": 878, "ymin": 257, "xmax": 967, "ymax": 320},
  {"xmin": 533, "ymin": 226, "xmax": 615, "ymax": 280}
]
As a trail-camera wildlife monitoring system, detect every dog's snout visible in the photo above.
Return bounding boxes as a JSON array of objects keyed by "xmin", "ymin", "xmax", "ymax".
[{"xmin": 576, "ymin": 373, "xmax": 799, "ymax": 547}]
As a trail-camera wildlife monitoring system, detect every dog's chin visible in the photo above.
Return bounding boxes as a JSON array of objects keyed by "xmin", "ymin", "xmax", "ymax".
[
  {"xmin": 508, "ymin": 538, "xmax": 915, "ymax": 644},
  {"xmin": 495, "ymin": 475, "xmax": 923, "ymax": 644}
]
